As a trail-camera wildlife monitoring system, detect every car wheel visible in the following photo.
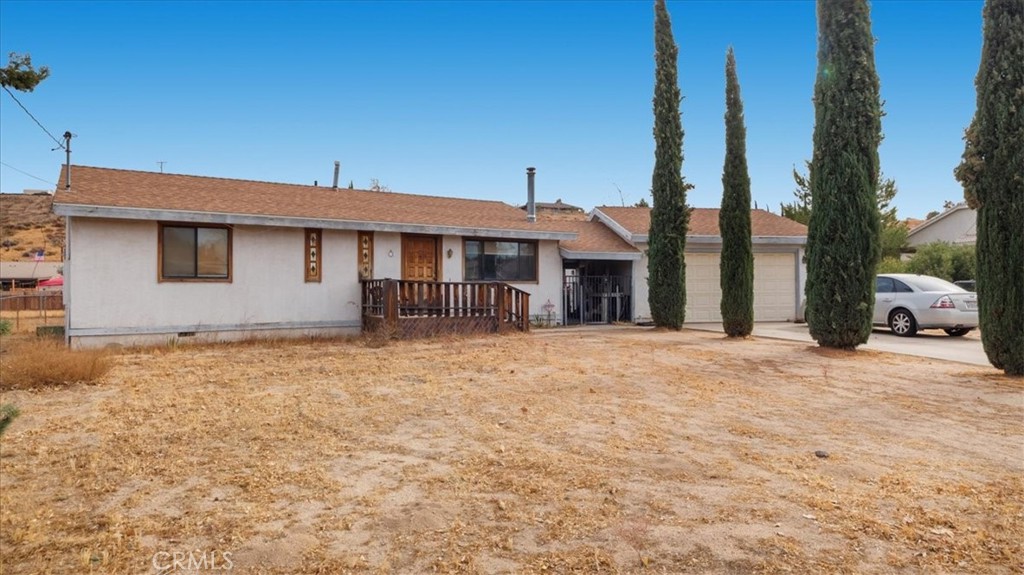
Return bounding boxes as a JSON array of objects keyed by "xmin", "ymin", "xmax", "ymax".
[
  {"xmin": 944, "ymin": 328, "xmax": 972, "ymax": 337},
  {"xmin": 888, "ymin": 309, "xmax": 918, "ymax": 337}
]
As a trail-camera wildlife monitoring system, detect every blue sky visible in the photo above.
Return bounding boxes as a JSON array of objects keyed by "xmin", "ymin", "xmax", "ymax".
[{"xmin": 0, "ymin": 0, "xmax": 982, "ymax": 219}]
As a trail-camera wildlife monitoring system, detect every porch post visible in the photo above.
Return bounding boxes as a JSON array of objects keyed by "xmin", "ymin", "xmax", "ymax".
[
  {"xmin": 495, "ymin": 282, "xmax": 507, "ymax": 333},
  {"xmin": 384, "ymin": 279, "xmax": 399, "ymax": 332},
  {"xmin": 521, "ymin": 292, "xmax": 530, "ymax": 331}
]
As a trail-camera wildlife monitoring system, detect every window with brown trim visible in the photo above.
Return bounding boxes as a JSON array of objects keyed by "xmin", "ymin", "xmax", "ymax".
[
  {"xmin": 305, "ymin": 228, "xmax": 322, "ymax": 282},
  {"xmin": 463, "ymin": 239, "xmax": 537, "ymax": 282},
  {"xmin": 159, "ymin": 223, "xmax": 232, "ymax": 281}
]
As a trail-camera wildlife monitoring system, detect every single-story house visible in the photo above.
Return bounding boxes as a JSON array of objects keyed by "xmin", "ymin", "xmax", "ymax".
[
  {"xmin": 52, "ymin": 165, "xmax": 576, "ymax": 348},
  {"xmin": 907, "ymin": 203, "xmax": 976, "ymax": 248},
  {"xmin": 589, "ymin": 206, "xmax": 808, "ymax": 324},
  {"xmin": 1, "ymin": 261, "xmax": 62, "ymax": 289},
  {"xmin": 52, "ymin": 165, "xmax": 808, "ymax": 347}
]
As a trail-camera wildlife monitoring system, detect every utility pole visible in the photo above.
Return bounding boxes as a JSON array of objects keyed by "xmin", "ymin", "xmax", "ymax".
[
  {"xmin": 157, "ymin": 161, "xmax": 166, "ymax": 173},
  {"xmin": 63, "ymin": 131, "xmax": 72, "ymax": 189}
]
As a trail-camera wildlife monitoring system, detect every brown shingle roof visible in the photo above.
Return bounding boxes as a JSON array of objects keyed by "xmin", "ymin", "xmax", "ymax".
[
  {"xmin": 596, "ymin": 206, "xmax": 807, "ymax": 238},
  {"xmin": 558, "ymin": 220, "xmax": 640, "ymax": 255},
  {"xmin": 52, "ymin": 165, "xmax": 576, "ymax": 236}
]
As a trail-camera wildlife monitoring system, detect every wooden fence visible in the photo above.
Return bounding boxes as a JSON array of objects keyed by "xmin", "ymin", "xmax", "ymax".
[{"xmin": 0, "ymin": 291, "xmax": 63, "ymax": 312}]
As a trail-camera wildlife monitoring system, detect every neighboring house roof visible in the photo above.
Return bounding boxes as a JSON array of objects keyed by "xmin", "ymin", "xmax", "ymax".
[
  {"xmin": 904, "ymin": 217, "xmax": 925, "ymax": 230},
  {"xmin": 519, "ymin": 199, "xmax": 587, "ymax": 222},
  {"xmin": 52, "ymin": 166, "xmax": 576, "ymax": 241},
  {"xmin": 592, "ymin": 206, "xmax": 808, "ymax": 244},
  {"xmin": 526, "ymin": 199, "xmax": 584, "ymax": 211},
  {"xmin": 0, "ymin": 261, "xmax": 62, "ymax": 281},
  {"xmin": 906, "ymin": 204, "xmax": 975, "ymax": 246},
  {"xmin": 558, "ymin": 220, "xmax": 642, "ymax": 260}
]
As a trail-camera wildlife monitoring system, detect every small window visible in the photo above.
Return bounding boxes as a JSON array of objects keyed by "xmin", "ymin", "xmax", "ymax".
[
  {"xmin": 305, "ymin": 228, "xmax": 322, "ymax": 282},
  {"xmin": 160, "ymin": 224, "xmax": 231, "ymax": 281},
  {"xmin": 894, "ymin": 279, "xmax": 914, "ymax": 293},
  {"xmin": 464, "ymin": 239, "xmax": 537, "ymax": 282}
]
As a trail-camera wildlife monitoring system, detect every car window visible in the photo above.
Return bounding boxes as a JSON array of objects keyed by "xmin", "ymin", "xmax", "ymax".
[
  {"xmin": 904, "ymin": 275, "xmax": 965, "ymax": 292},
  {"xmin": 875, "ymin": 277, "xmax": 895, "ymax": 293},
  {"xmin": 894, "ymin": 279, "xmax": 914, "ymax": 293}
]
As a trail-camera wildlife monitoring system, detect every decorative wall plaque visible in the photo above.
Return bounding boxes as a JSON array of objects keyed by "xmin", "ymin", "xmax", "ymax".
[
  {"xmin": 358, "ymin": 231, "xmax": 374, "ymax": 280},
  {"xmin": 305, "ymin": 228, "xmax": 322, "ymax": 282}
]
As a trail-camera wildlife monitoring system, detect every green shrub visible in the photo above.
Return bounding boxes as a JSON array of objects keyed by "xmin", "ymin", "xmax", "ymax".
[
  {"xmin": 877, "ymin": 257, "xmax": 905, "ymax": 274},
  {"xmin": 0, "ymin": 319, "xmax": 11, "ymax": 336},
  {"xmin": 905, "ymin": 242, "xmax": 975, "ymax": 282},
  {"xmin": 0, "ymin": 404, "xmax": 19, "ymax": 437}
]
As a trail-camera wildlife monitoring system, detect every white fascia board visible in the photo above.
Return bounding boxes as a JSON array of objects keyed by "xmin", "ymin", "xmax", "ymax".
[
  {"xmin": 686, "ymin": 235, "xmax": 722, "ymax": 245},
  {"xmin": 53, "ymin": 204, "xmax": 577, "ymax": 241},
  {"xmin": 907, "ymin": 204, "xmax": 969, "ymax": 239},
  {"xmin": 687, "ymin": 235, "xmax": 806, "ymax": 246},
  {"xmin": 752, "ymin": 236, "xmax": 806, "ymax": 245},
  {"xmin": 590, "ymin": 209, "xmax": 642, "ymax": 244},
  {"xmin": 559, "ymin": 247, "xmax": 642, "ymax": 261}
]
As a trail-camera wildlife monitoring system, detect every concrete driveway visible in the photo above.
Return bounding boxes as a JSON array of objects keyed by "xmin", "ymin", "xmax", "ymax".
[{"xmin": 687, "ymin": 322, "xmax": 990, "ymax": 367}]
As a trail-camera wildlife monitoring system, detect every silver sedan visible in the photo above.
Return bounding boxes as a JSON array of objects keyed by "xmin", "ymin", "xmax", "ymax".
[{"xmin": 874, "ymin": 274, "xmax": 979, "ymax": 337}]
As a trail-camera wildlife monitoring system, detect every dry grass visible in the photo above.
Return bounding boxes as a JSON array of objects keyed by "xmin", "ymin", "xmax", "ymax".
[
  {"xmin": 0, "ymin": 310, "xmax": 64, "ymax": 335},
  {"xmin": 0, "ymin": 337, "xmax": 113, "ymax": 389},
  {"xmin": 0, "ymin": 328, "xmax": 1021, "ymax": 574}
]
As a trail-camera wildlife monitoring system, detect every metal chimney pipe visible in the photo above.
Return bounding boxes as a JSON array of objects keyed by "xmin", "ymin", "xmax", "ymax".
[
  {"xmin": 526, "ymin": 167, "xmax": 536, "ymax": 223},
  {"xmin": 332, "ymin": 161, "xmax": 340, "ymax": 190}
]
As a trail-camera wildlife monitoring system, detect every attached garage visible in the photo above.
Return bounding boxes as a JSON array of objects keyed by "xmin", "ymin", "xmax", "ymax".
[
  {"xmin": 589, "ymin": 206, "xmax": 808, "ymax": 325},
  {"xmin": 684, "ymin": 251, "xmax": 800, "ymax": 323}
]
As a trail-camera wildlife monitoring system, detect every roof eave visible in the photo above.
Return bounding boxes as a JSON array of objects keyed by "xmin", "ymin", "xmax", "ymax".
[
  {"xmin": 590, "ymin": 209, "xmax": 643, "ymax": 244},
  {"xmin": 628, "ymin": 235, "xmax": 806, "ymax": 245},
  {"xmin": 53, "ymin": 203, "xmax": 578, "ymax": 241},
  {"xmin": 907, "ymin": 204, "xmax": 970, "ymax": 239},
  {"xmin": 558, "ymin": 247, "xmax": 641, "ymax": 261}
]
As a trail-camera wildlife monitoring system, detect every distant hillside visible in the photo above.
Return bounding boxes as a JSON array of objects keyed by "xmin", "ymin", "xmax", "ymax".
[{"xmin": 0, "ymin": 193, "xmax": 64, "ymax": 261}]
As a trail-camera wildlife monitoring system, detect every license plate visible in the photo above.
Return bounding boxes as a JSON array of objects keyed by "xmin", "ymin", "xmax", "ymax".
[{"xmin": 966, "ymin": 300, "xmax": 978, "ymax": 310}]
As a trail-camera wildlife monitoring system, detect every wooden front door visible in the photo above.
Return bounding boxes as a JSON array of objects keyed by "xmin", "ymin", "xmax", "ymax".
[{"xmin": 402, "ymin": 235, "xmax": 439, "ymax": 281}]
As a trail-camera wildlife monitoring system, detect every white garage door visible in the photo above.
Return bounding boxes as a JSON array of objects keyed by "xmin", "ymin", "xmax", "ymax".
[{"xmin": 684, "ymin": 251, "xmax": 798, "ymax": 323}]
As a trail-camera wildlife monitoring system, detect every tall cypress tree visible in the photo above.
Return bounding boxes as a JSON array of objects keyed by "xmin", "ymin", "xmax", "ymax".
[
  {"xmin": 648, "ymin": 0, "xmax": 691, "ymax": 329},
  {"xmin": 805, "ymin": 0, "xmax": 882, "ymax": 349},
  {"xmin": 956, "ymin": 0, "xmax": 1023, "ymax": 376},
  {"xmin": 719, "ymin": 48, "xmax": 754, "ymax": 337}
]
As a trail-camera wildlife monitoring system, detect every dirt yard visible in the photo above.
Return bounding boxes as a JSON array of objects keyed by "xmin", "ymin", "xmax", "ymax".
[
  {"xmin": 1, "ymin": 328, "xmax": 1021, "ymax": 574},
  {"xmin": 1, "ymin": 309, "xmax": 65, "ymax": 335}
]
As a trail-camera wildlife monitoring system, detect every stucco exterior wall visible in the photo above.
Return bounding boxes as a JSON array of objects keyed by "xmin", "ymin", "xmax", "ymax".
[
  {"xmin": 440, "ymin": 235, "xmax": 464, "ymax": 282},
  {"xmin": 507, "ymin": 239, "xmax": 563, "ymax": 324},
  {"xmin": 633, "ymin": 245, "xmax": 652, "ymax": 323},
  {"xmin": 907, "ymin": 208, "xmax": 976, "ymax": 247},
  {"xmin": 373, "ymin": 232, "xmax": 403, "ymax": 279},
  {"xmin": 66, "ymin": 218, "xmax": 361, "ymax": 347},
  {"xmin": 66, "ymin": 222, "xmax": 566, "ymax": 346}
]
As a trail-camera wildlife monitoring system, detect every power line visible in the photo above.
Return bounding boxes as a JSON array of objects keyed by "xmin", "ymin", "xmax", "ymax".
[
  {"xmin": 0, "ymin": 161, "xmax": 56, "ymax": 186},
  {"xmin": 1, "ymin": 85, "xmax": 65, "ymax": 150}
]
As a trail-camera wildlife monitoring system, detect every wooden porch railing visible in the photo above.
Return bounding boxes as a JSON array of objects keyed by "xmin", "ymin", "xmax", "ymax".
[{"xmin": 361, "ymin": 279, "xmax": 530, "ymax": 339}]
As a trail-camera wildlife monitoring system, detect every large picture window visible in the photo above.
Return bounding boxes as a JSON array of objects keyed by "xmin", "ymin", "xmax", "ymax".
[
  {"xmin": 464, "ymin": 240, "xmax": 537, "ymax": 282},
  {"xmin": 159, "ymin": 224, "xmax": 231, "ymax": 281}
]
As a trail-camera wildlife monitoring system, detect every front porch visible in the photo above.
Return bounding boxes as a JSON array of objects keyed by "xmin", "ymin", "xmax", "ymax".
[{"xmin": 360, "ymin": 279, "xmax": 530, "ymax": 339}]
